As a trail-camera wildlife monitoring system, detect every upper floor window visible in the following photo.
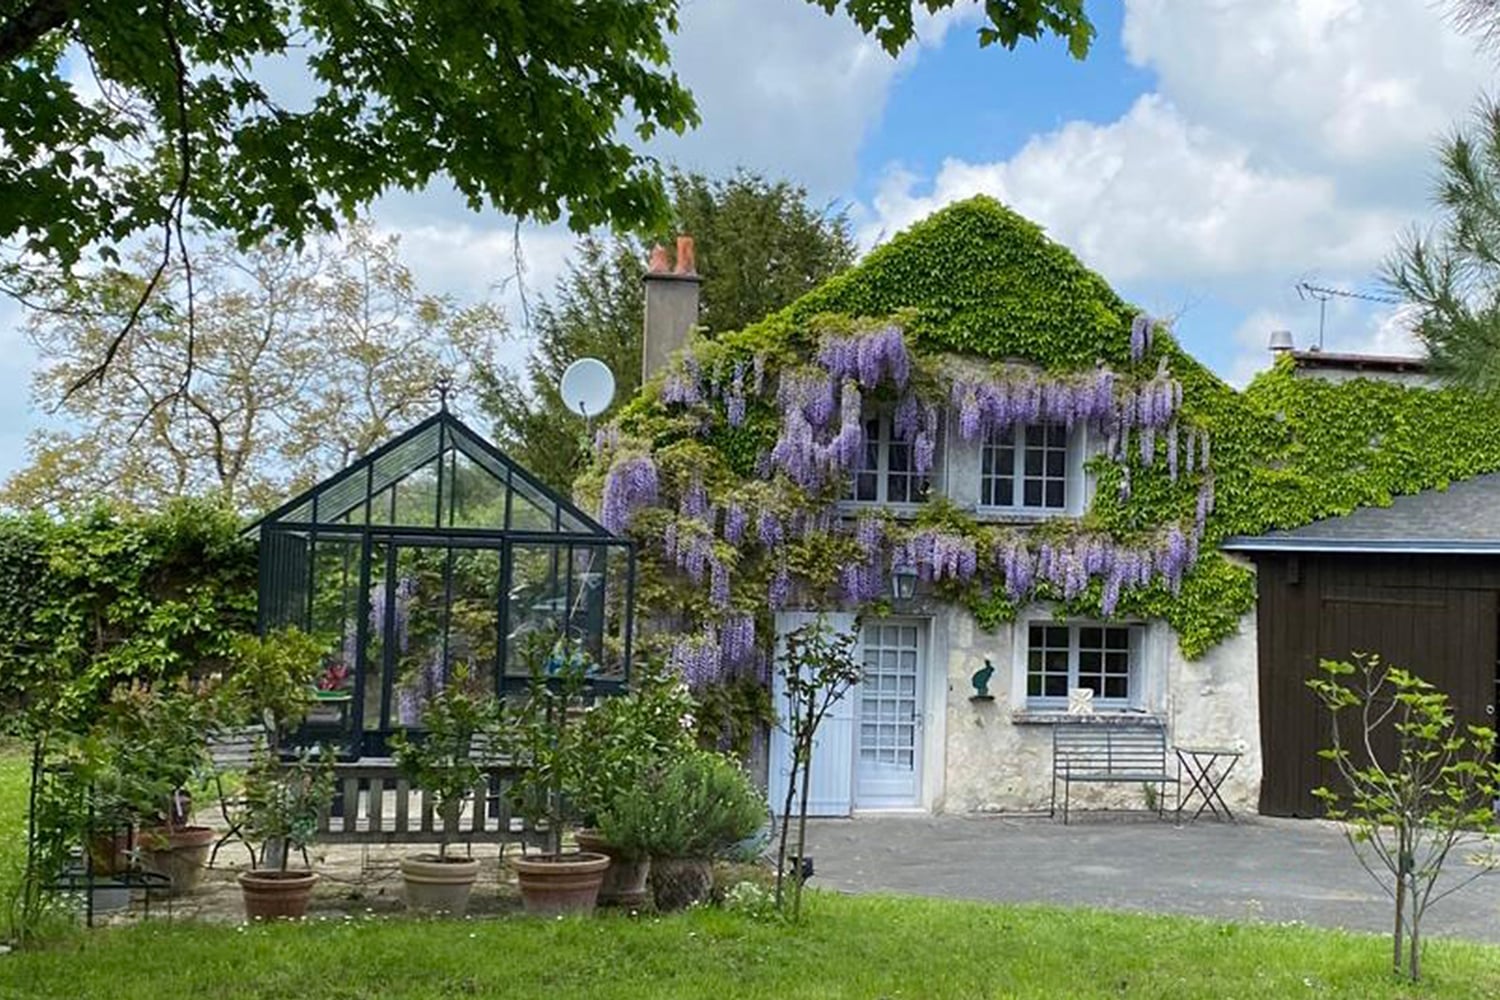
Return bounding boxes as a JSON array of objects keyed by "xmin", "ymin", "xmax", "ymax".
[
  {"xmin": 982, "ymin": 423, "xmax": 1068, "ymax": 511},
  {"xmin": 1026, "ymin": 622, "xmax": 1138, "ymax": 708},
  {"xmin": 848, "ymin": 414, "xmax": 929, "ymax": 505}
]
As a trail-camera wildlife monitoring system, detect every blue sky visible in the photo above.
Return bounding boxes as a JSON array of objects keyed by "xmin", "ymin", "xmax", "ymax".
[{"xmin": 1, "ymin": 0, "xmax": 1496, "ymax": 486}]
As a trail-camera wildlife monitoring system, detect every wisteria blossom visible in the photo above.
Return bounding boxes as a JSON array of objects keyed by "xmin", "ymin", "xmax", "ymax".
[
  {"xmin": 600, "ymin": 455, "xmax": 659, "ymax": 535},
  {"xmin": 819, "ymin": 325, "xmax": 911, "ymax": 390},
  {"xmin": 1130, "ymin": 313, "xmax": 1153, "ymax": 361}
]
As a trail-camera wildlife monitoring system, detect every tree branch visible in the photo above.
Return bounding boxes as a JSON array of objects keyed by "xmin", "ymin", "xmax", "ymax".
[{"xmin": 0, "ymin": 0, "xmax": 75, "ymax": 65}]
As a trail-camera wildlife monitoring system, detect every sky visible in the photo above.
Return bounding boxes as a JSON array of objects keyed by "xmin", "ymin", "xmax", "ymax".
[{"xmin": 2, "ymin": 0, "xmax": 1497, "ymax": 483}]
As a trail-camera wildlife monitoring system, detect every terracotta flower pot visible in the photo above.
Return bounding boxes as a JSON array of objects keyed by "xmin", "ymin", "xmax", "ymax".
[
  {"xmin": 650, "ymin": 857, "xmax": 713, "ymax": 912},
  {"xmin": 400, "ymin": 854, "xmax": 482, "ymax": 915},
  {"xmin": 86, "ymin": 830, "xmax": 133, "ymax": 877},
  {"xmin": 513, "ymin": 851, "xmax": 609, "ymax": 916},
  {"xmin": 575, "ymin": 829, "xmax": 650, "ymax": 908},
  {"xmin": 140, "ymin": 825, "xmax": 214, "ymax": 896},
  {"xmin": 238, "ymin": 870, "xmax": 318, "ymax": 920}
]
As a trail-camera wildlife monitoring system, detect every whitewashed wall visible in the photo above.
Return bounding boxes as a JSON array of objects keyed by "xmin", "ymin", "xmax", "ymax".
[{"xmin": 936, "ymin": 605, "xmax": 1260, "ymax": 816}]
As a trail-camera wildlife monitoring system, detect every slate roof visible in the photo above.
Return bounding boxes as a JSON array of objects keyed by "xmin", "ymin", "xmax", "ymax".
[{"xmin": 1221, "ymin": 472, "xmax": 1500, "ymax": 554}]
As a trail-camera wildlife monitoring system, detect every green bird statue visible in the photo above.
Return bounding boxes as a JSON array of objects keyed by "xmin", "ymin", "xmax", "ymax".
[{"xmin": 972, "ymin": 658, "xmax": 995, "ymax": 699}]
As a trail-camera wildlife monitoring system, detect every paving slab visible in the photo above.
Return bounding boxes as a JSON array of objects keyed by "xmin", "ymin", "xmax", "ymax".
[{"xmin": 801, "ymin": 813, "xmax": 1500, "ymax": 943}]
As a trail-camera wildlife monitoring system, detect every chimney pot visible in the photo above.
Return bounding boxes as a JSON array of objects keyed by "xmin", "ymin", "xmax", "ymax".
[
  {"xmin": 1268, "ymin": 329, "xmax": 1294, "ymax": 353},
  {"xmin": 647, "ymin": 243, "xmax": 671, "ymax": 274},
  {"xmin": 674, "ymin": 235, "xmax": 696, "ymax": 275}
]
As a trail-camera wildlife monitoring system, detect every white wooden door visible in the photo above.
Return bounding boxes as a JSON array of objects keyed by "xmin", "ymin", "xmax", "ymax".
[
  {"xmin": 768, "ymin": 612, "xmax": 858, "ymax": 818},
  {"xmin": 854, "ymin": 620, "xmax": 925, "ymax": 809}
]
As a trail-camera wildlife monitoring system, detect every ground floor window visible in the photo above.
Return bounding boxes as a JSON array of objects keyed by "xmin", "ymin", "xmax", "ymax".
[{"xmin": 1026, "ymin": 622, "xmax": 1138, "ymax": 707}]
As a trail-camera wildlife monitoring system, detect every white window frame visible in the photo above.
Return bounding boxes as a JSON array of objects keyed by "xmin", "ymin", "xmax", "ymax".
[
  {"xmin": 1022, "ymin": 621, "xmax": 1143, "ymax": 710},
  {"xmin": 979, "ymin": 422, "xmax": 1072, "ymax": 513},
  {"xmin": 846, "ymin": 412, "xmax": 931, "ymax": 507}
]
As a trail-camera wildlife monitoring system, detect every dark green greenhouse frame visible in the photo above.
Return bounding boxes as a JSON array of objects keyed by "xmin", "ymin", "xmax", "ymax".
[{"xmin": 248, "ymin": 409, "xmax": 635, "ymax": 757}]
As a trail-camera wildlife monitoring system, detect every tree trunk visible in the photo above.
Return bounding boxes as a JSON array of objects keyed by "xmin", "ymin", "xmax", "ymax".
[
  {"xmin": 774, "ymin": 744, "xmax": 798, "ymax": 910},
  {"xmin": 1392, "ymin": 858, "xmax": 1405, "ymax": 976},
  {"xmin": 791, "ymin": 745, "xmax": 814, "ymax": 921},
  {"xmin": 1407, "ymin": 877, "xmax": 1422, "ymax": 981}
]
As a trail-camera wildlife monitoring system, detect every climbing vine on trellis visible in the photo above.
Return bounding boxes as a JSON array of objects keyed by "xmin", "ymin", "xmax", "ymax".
[{"xmin": 580, "ymin": 196, "xmax": 1500, "ymax": 688}]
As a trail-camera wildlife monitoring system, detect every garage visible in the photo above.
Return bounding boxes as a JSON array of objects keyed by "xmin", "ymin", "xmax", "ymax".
[{"xmin": 1223, "ymin": 473, "xmax": 1500, "ymax": 817}]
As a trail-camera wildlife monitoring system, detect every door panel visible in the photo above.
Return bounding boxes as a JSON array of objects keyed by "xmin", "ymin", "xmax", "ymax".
[
  {"xmin": 854, "ymin": 621, "xmax": 924, "ymax": 809},
  {"xmin": 1266, "ymin": 582, "xmax": 1495, "ymax": 817},
  {"xmin": 769, "ymin": 612, "xmax": 858, "ymax": 818}
]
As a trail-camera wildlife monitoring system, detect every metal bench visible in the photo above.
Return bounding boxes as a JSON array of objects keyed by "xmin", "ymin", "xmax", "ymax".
[
  {"xmin": 1050, "ymin": 720, "xmax": 1178, "ymax": 824},
  {"xmin": 205, "ymin": 724, "xmax": 266, "ymax": 866}
]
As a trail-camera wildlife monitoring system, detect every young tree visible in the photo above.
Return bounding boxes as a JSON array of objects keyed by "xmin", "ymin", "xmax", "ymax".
[
  {"xmin": 1308, "ymin": 654, "xmax": 1500, "ymax": 981},
  {"xmin": 483, "ymin": 170, "xmax": 857, "ymax": 493},
  {"xmin": 774, "ymin": 614, "xmax": 863, "ymax": 920},
  {"xmin": 0, "ymin": 1, "xmax": 1091, "ymax": 382},
  {"xmin": 4, "ymin": 222, "xmax": 503, "ymax": 513}
]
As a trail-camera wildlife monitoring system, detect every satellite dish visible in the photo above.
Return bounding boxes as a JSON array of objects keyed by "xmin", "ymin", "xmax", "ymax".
[{"xmin": 559, "ymin": 358, "xmax": 616, "ymax": 420}]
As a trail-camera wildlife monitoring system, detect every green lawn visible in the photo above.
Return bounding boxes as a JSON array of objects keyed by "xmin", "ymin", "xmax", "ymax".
[
  {"xmin": 1, "ymin": 745, "xmax": 1497, "ymax": 999},
  {"xmin": 0, "ymin": 893, "xmax": 1497, "ymax": 999}
]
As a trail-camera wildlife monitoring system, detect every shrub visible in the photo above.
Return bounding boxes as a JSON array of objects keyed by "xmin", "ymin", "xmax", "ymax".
[{"xmin": 599, "ymin": 749, "xmax": 764, "ymax": 860}]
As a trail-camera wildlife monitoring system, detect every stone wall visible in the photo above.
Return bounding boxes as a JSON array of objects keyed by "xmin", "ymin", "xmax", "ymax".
[{"xmin": 935, "ymin": 604, "xmax": 1260, "ymax": 816}]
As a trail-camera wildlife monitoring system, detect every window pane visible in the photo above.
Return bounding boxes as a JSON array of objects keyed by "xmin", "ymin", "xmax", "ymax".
[
  {"xmin": 1024, "ymin": 481, "xmax": 1043, "ymax": 507},
  {"xmin": 1046, "ymin": 448, "xmax": 1066, "ymax": 477},
  {"xmin": 1044, "ymin": 626, "xmax": 1068, "ymax": 647},
  {"xmin": 1044, "ymin": 675, "xmax": 1068, "ymax": 697},
  {"xmin": 1080, "ymin": 627, "xmax": 1101, "ymax": 648},
  {"xmin": 1045, "ymin": 481, "xmax": 1065, "ymax": 508},
  {"xmin": 1024, "ymin": 447, "xmax": 1044, "ymax": 477},
  {"xmin": 1106, "ymin": 628, "xmax": 1129, "ymax": 650}
]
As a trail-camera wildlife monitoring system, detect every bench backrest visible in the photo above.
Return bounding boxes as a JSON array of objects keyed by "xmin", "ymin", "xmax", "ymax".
[
  {"xmin": 207, "ymin": 725, "xmax": 267, "ymax": 772},
  {"xmin": 1052, "ymin": 722, "xmax": 1167, "ymax": 774}
]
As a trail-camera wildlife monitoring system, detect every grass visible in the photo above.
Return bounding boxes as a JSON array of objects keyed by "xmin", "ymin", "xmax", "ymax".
[
  {"xmin": 0, "ymin": 893, "xmax": 1497, "ymax": 999},
  {"xmin": 0, "ymin": 745, "xmax": 1497, "ymax": 998}
]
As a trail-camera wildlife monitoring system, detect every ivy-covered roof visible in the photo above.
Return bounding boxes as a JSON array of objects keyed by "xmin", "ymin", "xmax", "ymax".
[{"xmin": 732, "ymin": 197, "xmax": 1137, "ymax": 369}]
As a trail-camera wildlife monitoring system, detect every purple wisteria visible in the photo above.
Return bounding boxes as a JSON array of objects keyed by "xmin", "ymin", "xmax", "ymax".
[
  {"xmin": 950, "ymin": 366, "xmax": 1132, "ymax": 442},
  {"xmin": 819, "ymin": 325, "xmax": 911, "ymax": 390},
  {"xmin": 661, "ymin": 355, "xmax": 704, "ymax": 406},
  {"xmin": 600, "ymin": 455, "xmax": 659, "ymax": 535},
  {"xmin": 1130, "ymin": 313, "xmax": 1153, "ymax": 361}
]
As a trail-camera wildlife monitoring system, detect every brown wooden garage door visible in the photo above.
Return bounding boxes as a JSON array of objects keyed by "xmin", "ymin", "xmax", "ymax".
[{"xmin": 1258, "ymin": 560, "xmax": 1496, "ymax": 817}]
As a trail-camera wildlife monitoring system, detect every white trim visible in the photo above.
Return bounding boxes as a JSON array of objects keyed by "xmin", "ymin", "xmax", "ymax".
[{"xmin": 974, "ymin": 423, "xmax": 1088, "ymax": 519}]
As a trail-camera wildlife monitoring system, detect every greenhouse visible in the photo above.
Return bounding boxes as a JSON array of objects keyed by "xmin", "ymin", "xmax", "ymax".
[{"xmin": 250, "ymin": 409, "xmax": 636, "ymax": 756}]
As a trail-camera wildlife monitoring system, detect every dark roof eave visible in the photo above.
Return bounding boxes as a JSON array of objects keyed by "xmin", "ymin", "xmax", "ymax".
[{"xmin": 1220, "ymin": 536, "xmax": 1500, "ymax": 555}]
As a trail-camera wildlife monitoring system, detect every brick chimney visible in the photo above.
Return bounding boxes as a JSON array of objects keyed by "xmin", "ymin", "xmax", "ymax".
[{"xmin": 642, "ymin": 235, "xmax": 702, "ymax": 383}]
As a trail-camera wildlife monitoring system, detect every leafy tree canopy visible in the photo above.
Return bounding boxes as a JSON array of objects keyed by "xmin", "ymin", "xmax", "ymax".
[
  {"xmin": 0, "ymin": 0, "xmax": 1092, "ymax": 313},
  {"xmin": 483, "ymin": 169, "xmax": 857, "ymax": 493}
]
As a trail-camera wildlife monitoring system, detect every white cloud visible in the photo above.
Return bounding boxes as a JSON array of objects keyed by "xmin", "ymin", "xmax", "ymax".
[
  {"xmin": 654, "ymin": 0, "xmax": 972, "ymax": 194},
  {"xmin": 862, "ymin": 95, "xmax": 1405, "ymax": 281},
  {"xmin": 1122, "ymin": 0, "xmax": 1490, "ymax": 169},
  {"xmin": 859, "ymin": 0, "xmax": 1496, "ymax": 383}
]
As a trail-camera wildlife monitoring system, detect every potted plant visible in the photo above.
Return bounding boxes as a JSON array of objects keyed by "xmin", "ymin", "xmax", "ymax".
[
  {"xmin": 390, "ymin": 663, "xmax": 497, "ymax": 915},
  {"xmin": 236, "ymin": 743, "xmax": 335, "ymax": 919},
  {"xmin": 599, "ymin": 748, "xmax": 765, "ymax": 912},
  {"xmin": 101, "ymin": 681, "xmax": 219, "ymax": 896},
  {"xmin": 569, "ymin": 665, "xmax": 696, "ymax": 907},
  {"xmin": 506, "ymin": 639, "xmax": 610, "ymax": 916}
]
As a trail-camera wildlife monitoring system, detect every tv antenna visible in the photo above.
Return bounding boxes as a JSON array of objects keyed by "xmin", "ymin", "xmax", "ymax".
[
  {"xmin": 1295, "ymin": 282, "xmax": 1402, "ymax": 350},
  {"xmin": 558, "ymin": 358, "xmax": 616, "ymax": 437}
]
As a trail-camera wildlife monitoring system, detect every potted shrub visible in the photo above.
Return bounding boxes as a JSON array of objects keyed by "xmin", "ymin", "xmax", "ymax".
[
  {"xmin": 390, "ymin": 663, "xmax": 498, "ymax": 915},
  {"xmin": 103, "ymin": 681, "xmax": 219, "ymax": 896},
  {"xmin": 237, "ymin": 743, "xmax": 335, "ymax": 919},
  {"xmin": 569, "ymin": 665, "xmax": 696, "ymax": 907},
  {"xmin": 506, "ymin": 641, "xmax": 610, "ymax": 916},
  {"xmin": 599, "ymin": 748, "xmax": 765, "ymax": 912}
]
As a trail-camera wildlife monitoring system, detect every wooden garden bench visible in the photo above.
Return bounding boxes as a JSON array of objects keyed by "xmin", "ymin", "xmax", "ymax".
[{"xmin": 1050, "ymin": 720, "xmax": 1177, "ymax": 824}]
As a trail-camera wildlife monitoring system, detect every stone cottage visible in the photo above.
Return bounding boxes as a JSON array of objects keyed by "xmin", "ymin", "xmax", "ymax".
[{"xmin": 589, "ymin": 196, "xmax": 1479, "ymax": 820}]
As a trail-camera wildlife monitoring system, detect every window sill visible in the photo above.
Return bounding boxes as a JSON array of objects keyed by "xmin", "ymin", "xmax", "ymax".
[
  {"xmin": 1010, "ymin": 709, "xmax": 1162, "ymax": 727},
  {"xmin": 837, "ymin": 501, "xmax": 929, "ymax": 519},
  {"xmin": 971, "ymin": 508, "xmax": 1081, "ymax": 525}
]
